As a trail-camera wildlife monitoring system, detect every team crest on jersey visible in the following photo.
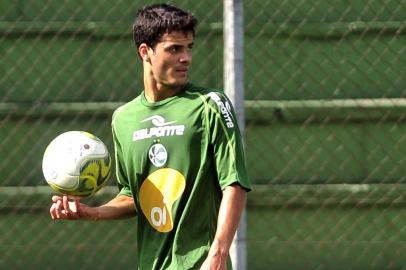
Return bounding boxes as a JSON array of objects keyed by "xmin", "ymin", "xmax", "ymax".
[
  {"xmin": 149, "ymin": 143, "xmax": 168, "ymax": 167},
  {"xmin": 133, "ymin": 115, "xmax": 185, "ymax": 141}
]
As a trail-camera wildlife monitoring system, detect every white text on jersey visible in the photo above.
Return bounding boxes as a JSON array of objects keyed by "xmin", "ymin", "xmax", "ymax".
[
  {"xmin": 133, "ymin": 115, "xmax": 185, "ymax": 141},
  {"xmin": 208, "ymin": 92, "xmax": 234, "ymax": 128}
]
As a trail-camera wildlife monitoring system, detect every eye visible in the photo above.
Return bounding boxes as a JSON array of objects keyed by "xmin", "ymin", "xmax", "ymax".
[{"xmin": 169, "ymin": 46, "xmax": 181, "ymax": 53}]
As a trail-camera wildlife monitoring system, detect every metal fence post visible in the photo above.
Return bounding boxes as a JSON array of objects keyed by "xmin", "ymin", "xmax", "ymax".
[{"xmin": 224, "ymin": 0, "xmax": 246, "ymax": 269}]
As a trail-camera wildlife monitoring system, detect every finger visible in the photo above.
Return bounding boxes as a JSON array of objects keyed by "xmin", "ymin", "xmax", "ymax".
[
  {"xmin": 67, "ymin": 201, "xmax": 79, "ymax": 219},
  {"xmin": 50, "ymin": 203, "xmax": 56, "ymax": 219},
  {"xmin": 75, "ymin": 197, "xmax": 84, "ymax": 218},
  {"xmin": 74, "ymin": 196, "xmax": 81, "ymax": 205},
  {"xmin": 55, "ymin": 199, "xmax": 62, "ymax": 219},
  {"xmin": 68, "ymin": 196, "xmax": 80, "ymax": 218},
  {"xmin": 73, "ymin": 197, "xmax": 80, "ymax": 214},
  {"xmin": 65, "ymin": 197, "xmax": 76, "ymax": 218},
  {"xmin": 67, "ymin": 195, "xmax": 82, "ymax": 219},
  {"xmin": 63, "ymin": 195, "xmax": 69, "ymax": 215},
  {"xmin": 52, "ymin": 195, "xmax": 62, "ymax": 202}
]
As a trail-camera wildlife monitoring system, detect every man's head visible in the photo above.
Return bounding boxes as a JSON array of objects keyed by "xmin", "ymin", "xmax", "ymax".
[
  {"xmin": 133, "ymin": 3, "xmax": 198, "ymax": 50},
  {"xmin": 133, "ymin": 4, "xmax": 198, "ymax": 91}
]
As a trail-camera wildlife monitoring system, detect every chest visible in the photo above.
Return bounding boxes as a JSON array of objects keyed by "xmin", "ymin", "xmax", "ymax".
[{"xmin": 117, "ymin": 100, "xmax": 207, "ymax": 171}]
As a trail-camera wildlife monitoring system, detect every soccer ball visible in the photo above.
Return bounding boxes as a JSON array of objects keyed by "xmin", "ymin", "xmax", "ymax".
[{"xmin": 42, "ymin": 131, "xmax": 112, "ymax": 197}]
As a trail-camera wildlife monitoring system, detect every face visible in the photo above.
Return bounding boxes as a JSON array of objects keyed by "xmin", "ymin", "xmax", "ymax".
[{"xmin": 145, "ymin": 31, "xmax": 194, "ymax": 88}]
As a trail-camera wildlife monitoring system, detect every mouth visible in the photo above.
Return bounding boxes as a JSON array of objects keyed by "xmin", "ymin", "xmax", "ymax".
[
  {"xmin": 175, "ymin": 68, "xmax": 188, "ymax": 76},
  {"xmin": 176, "ymin": 68, "xmax": 188, "ymax": 72}
]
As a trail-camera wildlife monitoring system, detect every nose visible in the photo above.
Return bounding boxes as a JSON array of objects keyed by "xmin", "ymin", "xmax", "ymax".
[{"xmin": 179, "ymin": 50, "xmax": 192, "ymax": 64}]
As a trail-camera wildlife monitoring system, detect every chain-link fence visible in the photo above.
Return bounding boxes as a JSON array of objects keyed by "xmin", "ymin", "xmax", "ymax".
[
  {"xmin": 245, "ymin": 1, "xmax": 406, "ymax": 269},
  {"xmin": 1, "ymin": 1, "xmax": 406, "ymax": 269}
]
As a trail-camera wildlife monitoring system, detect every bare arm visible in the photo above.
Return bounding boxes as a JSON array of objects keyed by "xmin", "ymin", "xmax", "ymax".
[
  {"xmin": 200, "ymin": 184, "xmax": 247, "ymax": 270},
  {"xmin": 50, "ymin": 194, "xmax": 136, "ymax": 220}
]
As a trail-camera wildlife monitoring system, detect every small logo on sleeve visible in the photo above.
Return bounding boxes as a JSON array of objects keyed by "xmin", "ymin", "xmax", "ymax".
[{"xmin": 207, "ymin": 92, "xmax": 234, "ymax": 128}]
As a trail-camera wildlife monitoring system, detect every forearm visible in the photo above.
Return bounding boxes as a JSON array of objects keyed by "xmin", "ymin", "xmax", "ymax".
[
  {"xmin": 210, "ymin": 184, "xmax": 247, "ymax": 258},
  {"xmin": 84, "ymin": 195, "xmax": 136, "ymax": 220}
]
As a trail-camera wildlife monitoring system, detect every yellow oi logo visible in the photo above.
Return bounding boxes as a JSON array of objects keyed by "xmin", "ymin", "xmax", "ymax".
[{"xmin": 139, "ymin": 168, "xmax": 185, "ymax": 233}]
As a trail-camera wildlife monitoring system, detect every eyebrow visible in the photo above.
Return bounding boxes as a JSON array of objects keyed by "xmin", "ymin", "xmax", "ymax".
[{"xmin": 163, "ymin": 42, "xmax": 194, "ymax": 49}]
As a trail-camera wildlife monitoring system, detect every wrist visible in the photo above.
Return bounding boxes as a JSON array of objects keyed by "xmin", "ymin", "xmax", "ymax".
[
  {"xmin": 81, "ymin": 205, "xmax": 99, "ymax": 220},
  {"xmin": 209, "ymin": 238, "xmax": 229, "ymax": 258}
]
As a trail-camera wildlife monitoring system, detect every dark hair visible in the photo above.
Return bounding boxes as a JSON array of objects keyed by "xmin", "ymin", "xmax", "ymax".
[{"xmin": 133, "ymin": 3, "xmax": 198, "ymax": 49}]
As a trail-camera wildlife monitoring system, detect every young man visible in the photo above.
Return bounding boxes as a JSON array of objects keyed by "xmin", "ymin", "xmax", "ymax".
[{"xmin": 49, "ymin": 4, "xmax": 251, "ymax": 270}]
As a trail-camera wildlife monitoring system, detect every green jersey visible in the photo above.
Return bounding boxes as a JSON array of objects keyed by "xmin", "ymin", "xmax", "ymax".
[{"xmin": 111, "ymin": 83, "xmax": 251, "ymax": 270}]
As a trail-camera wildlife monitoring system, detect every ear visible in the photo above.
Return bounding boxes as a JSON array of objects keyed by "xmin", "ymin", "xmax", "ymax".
[{"xmin": 139, "ymin": 43, "xmax": 151, "ymax": 62}]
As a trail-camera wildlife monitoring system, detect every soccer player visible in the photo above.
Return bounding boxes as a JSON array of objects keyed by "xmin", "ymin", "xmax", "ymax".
[{"xmin": 49, "ymin": 3, "xmax": 251, "ymax": 270}]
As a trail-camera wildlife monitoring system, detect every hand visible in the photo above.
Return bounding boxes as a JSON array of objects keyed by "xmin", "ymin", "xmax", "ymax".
[
  {"xmin": 200, "ymin": 241, "xmax": 228, "ymax": 270},
  {"xmin": 200, "ymin": 255, "xmax": 227, "ymax": 270},
  {"xmin": 49, "ymin": 195, "xmax": 91, "ymax": 220}
]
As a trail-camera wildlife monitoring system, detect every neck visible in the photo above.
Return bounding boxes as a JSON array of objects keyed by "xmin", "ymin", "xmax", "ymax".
[{"xmin": 143, "ymin": 72, "xmax": 185, "ymax": 103}]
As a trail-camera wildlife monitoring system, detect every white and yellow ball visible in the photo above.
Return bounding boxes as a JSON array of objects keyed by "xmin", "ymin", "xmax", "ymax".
[{"xmin": 42, "ymin": 131, "xmax": 111, "ymax": 197}]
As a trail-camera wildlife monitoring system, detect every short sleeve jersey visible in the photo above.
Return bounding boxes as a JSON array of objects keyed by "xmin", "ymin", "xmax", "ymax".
[{"xmin": 111, "ymin": 83, "xmax": 251, "ymax": 270}]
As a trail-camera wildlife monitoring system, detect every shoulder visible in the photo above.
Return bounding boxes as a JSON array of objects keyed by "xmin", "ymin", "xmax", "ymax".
[
  {"xmin": 112, "ymin": 95, "xmax": 142, "ymax": 127},
  {"xmin": 185, "ymin": 84, "xmax": 236, "ymax": 128},
  {"xmin": 184, "ymin": 83, "xmax": 230, "ymax": 106}
]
